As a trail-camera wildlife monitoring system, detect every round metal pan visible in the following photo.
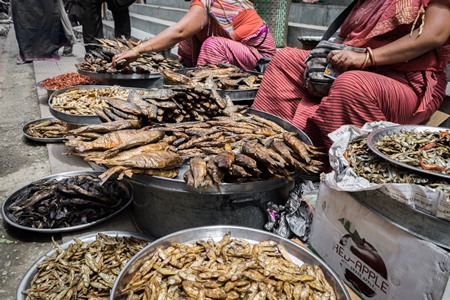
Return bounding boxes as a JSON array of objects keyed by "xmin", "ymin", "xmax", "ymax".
[
  {"xmin": 22, "ymin": 117, "xmax": 68, "ymax": 143},
  {"xmin": 111, "ymin": 225, "xmax": 351, "ymax": 300},
  {"xmin": 36, "ymin": 80, "xmax": 57, "ymax": 98},
  {"xmin": 48, "ymin": 85, "xmax": 149, "ymax": 125},
  {"xmin": 367, "ymin": 125, "xmax": 450, "ymax": 180},
  {"xmin": 91, "ymin": 108, "xmax": 312, "ymax": 195},
  {"xmin": 16, "ymin": 231, "xmax": 153, "ymax": 300},
  {"xmin": 351, "ymin": 189, "xmax": 450, "ymax": 250},
  {"xmin": 1, "ymin": 170, "xmax": 133, "ymax": 233},
  {"xmin": 165, "ymin": 67, "xmax": 260, "ymax": 102},
  {"xmin": 77, "ymin": 68, "xmax": 162, "ymax": 79}
]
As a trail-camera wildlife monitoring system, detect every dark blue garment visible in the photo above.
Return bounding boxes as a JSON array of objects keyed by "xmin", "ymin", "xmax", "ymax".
[{"xmin": 12, "ymin": 0, "xmax": 68, "ymax": 60}]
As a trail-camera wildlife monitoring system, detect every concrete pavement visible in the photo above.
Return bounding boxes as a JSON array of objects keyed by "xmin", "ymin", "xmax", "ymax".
[{"xmin": 0, "ymin": 25, "xmax": 140, "ymax": 300}]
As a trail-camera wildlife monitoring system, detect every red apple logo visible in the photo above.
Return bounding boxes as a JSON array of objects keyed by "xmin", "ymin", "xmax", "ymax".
[{"xmin": 338, "ymin": 218, "xmax": 388, "ymax": 297}]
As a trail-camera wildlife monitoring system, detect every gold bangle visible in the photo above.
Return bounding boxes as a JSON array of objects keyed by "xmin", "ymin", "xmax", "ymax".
[
  {"xmin": 361, "ymin": 51, "xmax": 370, "ymax": 70},
  {"xmin": 366, "ymin": 47, "xmax": 375, "ymax": 66},
  {"xmin": 131, "ymin": 47, "xmax": 140, "ymax": 57}
]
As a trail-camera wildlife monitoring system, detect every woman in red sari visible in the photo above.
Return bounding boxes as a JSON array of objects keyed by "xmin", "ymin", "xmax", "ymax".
[
  {"xmin": 112, "ymin": 0, "xmax": 276, "ymax": 71},
  {"xmin": 252, "ymin": 0, "xmax": 450, "ymax": 150}
]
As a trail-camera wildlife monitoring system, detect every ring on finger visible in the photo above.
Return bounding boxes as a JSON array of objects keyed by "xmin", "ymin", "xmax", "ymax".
[{"xmin": 337, "ymin": 59, "xmax": 344, "ymax": 65}]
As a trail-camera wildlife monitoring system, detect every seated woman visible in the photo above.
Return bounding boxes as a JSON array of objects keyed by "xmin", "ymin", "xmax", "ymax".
[
  {"xmin": 252, "ymin": 0, "xmax": 450, "ymax": 151},
  {"xmin": 112, "ymin": 0, "xmax": 276, "ymax": 70}
]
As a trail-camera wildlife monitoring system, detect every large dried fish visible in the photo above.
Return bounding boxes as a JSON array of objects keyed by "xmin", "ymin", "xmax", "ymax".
[{"xmin": 68, "ymin": 119, "xmax": 141, "ymax": 135}]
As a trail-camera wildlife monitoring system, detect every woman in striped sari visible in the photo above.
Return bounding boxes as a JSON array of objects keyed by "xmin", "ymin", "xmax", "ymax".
[
  {"xmin": 112, "ymin": 0, "xmax": 276, "ymax": 71},
  {"xmin": 253, "ymin": 0, "xmax": 450, "ymax": 151}
]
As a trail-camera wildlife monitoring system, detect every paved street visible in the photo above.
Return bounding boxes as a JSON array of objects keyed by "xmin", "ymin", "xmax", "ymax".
[{"xmin": 0, "ymin": 25, "xmax": 139, "ymax": 299}]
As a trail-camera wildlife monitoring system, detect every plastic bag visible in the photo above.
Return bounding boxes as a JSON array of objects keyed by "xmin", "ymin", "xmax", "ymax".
[{"xmin": 264, "ymin": 180, "xmax": 316, "ymax": 242}]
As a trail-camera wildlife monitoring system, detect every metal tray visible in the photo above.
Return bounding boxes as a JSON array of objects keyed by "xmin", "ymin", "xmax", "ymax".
[
  {"xmin": 1, "ymin": 170, "xmax": 133, "ymax": 233},
  {"xmin": 367, "ymin": 125, "xmax": 450, "ymax": 180},
  {"xmin": 77, "ymin": 68, "xmax": 162, "ymax": 79},
  {"xmin": 16, "ymin": 231, "xmax": 153, "ymax": 300},
  {"xmin": 91, "ymin": 108, "xmax": 312, "ymax": 195},
  {"xmin": 36, "ymin": 80, "xmax": 57, "ymax": 98},
  {"xmin": 351, "ymin": 189, "xmax": 450, "ymax": 250},
  {"xmin": 165, "ymin": 67, "xmax": 260, "ymax": 102},
  {"xmin": 22, "ymin": 117, "xmax": 68, "ymax": 143},
  {"xmin": 111, "ymin": 226, "xmax": 351, "ymax": 300},
  {"xmin": 48, "ymin": 85, "xmax": 149, "ymax": 125}
]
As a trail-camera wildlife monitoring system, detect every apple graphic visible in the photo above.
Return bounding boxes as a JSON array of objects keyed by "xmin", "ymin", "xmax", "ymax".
[{"xmin": 338, "ymin": 218, "xmax": 388, "ymax": 298}]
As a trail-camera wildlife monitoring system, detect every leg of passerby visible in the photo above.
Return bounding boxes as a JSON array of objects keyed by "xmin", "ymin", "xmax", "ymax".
[
  {"xmin": 81, "ymin": 0, "xmax": 103, "ymax": 49},
  {"xmin": 111, "ymin": 8, "xmax": 131, "ymax": 39}
]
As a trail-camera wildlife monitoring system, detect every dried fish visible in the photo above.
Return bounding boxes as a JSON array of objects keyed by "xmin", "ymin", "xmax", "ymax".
[
  {"xmin": 6, "ymin": 174, "xmax": 130, "ymax": 229},
  {"xmin": 115, "ymin": 232, "xmax": 336, "ymax": 299},
  {"xmin": 21, "ymin": 234, "xmax": 149, "ymax": 299}
]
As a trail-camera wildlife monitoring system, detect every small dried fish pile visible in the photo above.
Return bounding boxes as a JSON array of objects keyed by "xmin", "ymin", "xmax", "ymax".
[
  {"xmin": 6, "ymin": 174, "xmax": 130, "ymax": 229},
  {"xmin": 64, "ymin": 112, "xmax": 326, "ymax": 187},
  {"xmin": 162, "ymin": 63, "xmax": 263, "ymax": 90},
  {"xmin": 346, "ymin": 137, "xmax": 450, "ymax": 197},
  {"xmin": 21, "ymin": 233, "xmax": 149, "ymax": 300},
  {"xmin": 116, "ymin": 231, "xmax": 336, "ymax": 299},
  {"xmin": 50, "ymin": 85, "xmax": 149, "ymax": 116},
  {"xmin": 25, "ymin": 119, "xmax": 69, "ymax": 139},
  {"xmin": 375, "ymin": 129, "xmax": 450, "ymax": 174},
  {"xmin": 40, "ymin": 72, "xmax": 102, "ymax": 90},
  {"xmin": 77, "ymin": 37, "xmax": 182, "ymax": 74},
  {"xmin": 96, "ymin": 86, "xmax": 242, "ymax": 124}
]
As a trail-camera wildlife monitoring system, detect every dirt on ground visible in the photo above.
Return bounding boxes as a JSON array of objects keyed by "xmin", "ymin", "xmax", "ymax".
[{"xmin": 0, "ymin": 25, "xmax": 57, "ymax": 300}]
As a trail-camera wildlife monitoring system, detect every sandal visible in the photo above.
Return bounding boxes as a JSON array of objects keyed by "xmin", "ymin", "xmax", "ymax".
[{"xmin": 16, "ymin": 58, "xmax": 32, "ymax": 65}]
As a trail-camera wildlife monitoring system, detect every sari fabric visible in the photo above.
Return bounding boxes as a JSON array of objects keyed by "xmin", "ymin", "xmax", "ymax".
[
  {"xmin": 177, "ymin": 0, "xmax": 276, "ymax": 69},
  {"xmin": 252, "ymin": 0, "xmax": 449, "ymax": 150}
]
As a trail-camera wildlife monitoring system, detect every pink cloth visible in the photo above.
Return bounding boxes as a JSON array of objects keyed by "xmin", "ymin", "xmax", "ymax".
[{"xmin": 178, "ymin": 24, "xmax": 275, "ymax": 69}]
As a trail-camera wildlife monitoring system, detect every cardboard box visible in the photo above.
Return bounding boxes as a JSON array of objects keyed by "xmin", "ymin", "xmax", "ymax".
[{"xmin": 309, "ymin": 183, "xmax": 450, "ymax": 300}]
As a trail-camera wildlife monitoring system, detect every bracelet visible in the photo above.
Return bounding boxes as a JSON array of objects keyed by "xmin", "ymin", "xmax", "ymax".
[
  {"xmin": 360, "ymin": 51, "xmax": 370, "ymax": 70},
  {"xmin": 366, "ymin": 47, "xmax": 375, "ymax": 66},
  {"xmin": 139, "ymin": 43, "xmax": 146, "ymax": 54},
  {"xmin": 148, "ymin": 43, "xmax": 154, "ymax": 53},
  {"xmin": 131, "ymin": 47, "xmax": 140, "ymax": 57}
]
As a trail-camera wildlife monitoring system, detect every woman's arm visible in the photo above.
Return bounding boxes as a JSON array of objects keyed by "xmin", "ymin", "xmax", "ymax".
[
  {"xmin": 328, "ymin": 0, "xmax": 450, "ymax": 72},
  {"xmin": 370, "ymin": 0, "xmax": 450, "ymax": 66},
  {"xmin": 113, "ymin": 5, "xmax": 207, "ymax": 65}
]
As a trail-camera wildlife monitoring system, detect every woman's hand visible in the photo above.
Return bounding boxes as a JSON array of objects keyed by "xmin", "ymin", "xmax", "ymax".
[
  {"xmin": 327, "ymin": 49, "xmax": 368, "ymax": 73},
  {"xmin": 112, "ymin": 49, "xmax": 139, "ymax": 67}
]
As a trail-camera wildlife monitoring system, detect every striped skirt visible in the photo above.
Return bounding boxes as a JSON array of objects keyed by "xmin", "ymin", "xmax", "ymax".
[
  {"xmin": 252, "ymin": 47, "xmax": 447, "ymax": 149},
  {"xmin": 177, "ymin": 24, "xmax": 276, "ymax": 70}
]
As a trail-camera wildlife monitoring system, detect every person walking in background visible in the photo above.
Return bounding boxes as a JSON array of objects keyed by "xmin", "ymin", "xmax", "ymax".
[
  {"xmin": 12, "ymin": 0, "xmax": 76, "ymax": 63},
  {"xmin": 112, "ymin": 0, "xmax": 276, "ymax": 70},
  {"xmin": 81, "ymin": 0, "xmax": 131, "ymax": 51},
  {"xmin": 65, "ymin": 0, "xmax": 83, "ymax": 26}
]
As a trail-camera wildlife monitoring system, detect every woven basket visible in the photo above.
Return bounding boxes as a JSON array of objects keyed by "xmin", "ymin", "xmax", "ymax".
[{"xmin": 254, "ymin": 0, "xmax": 292, "ymax": 48}]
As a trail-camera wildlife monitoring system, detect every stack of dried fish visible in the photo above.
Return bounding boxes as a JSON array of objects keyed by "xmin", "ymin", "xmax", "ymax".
[
  {"xmin": 345, "ymin": 137, "xmax": 450, "ymax": 197},
  {"xmin": 24, "ymin": 119, "xmax": 69, "ymax": 139},
  {"xmin": 65, "ymin": 127, "xmax": 183, "ymax": 183},
  {"xmin": 162, "ymin": 62, "xmax": 263, "ymax": 90},
  {"xmin": 50, "ymin": 85, "xmax": 239, "ymax": 125},
  {"xmin": 374, "ymin": 128, "xmax": 450, "ymax": 175},
  {"xmin": 64, "ymin": 111, "xmax": 326, "ymax": 188},
  {"xmin": 21, "ymin": 233, "xmax": 149, "ymax": 299},
  {"xmin": 115, "ymin": 231, "xmax": 336, "ymax": 299},
  {"xmin": 97, "ymin": 86, "xmax": 244, "ymax": 124},
  {"xmin": 6, "ymin": 174, "xmax": 130, "ymax": 229},
  {"xmin": 77, "ymin": 37, "xmax": 182, "ymax": 74}
]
